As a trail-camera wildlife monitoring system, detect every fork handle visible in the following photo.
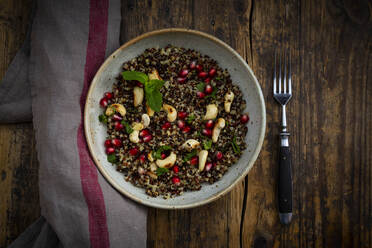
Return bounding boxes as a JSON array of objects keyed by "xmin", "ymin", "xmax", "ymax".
[{"xmin": 278, "ymin": 133, "xmax": 293, "ymax": 224}]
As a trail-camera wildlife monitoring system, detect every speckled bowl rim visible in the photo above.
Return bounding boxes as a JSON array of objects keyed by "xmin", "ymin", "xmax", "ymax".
[{"xmin": 84, "ymin": 28, "xmax": 266, "ymax": 209}]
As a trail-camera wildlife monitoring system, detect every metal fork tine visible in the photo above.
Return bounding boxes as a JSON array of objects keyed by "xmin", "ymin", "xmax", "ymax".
[
  {"xmin": 288, "ymin": 51, "xmax": 292, "ymax": 94},
  {"xmin": 274, "ymin": 52, "xmax": 277, "ymax": 94},
  {"xmin": 278, "ymin": 52, "xmax": 281, "ymax": 93},
  {"xmin": 283, "ymin": 51, "xmax": 287, "ymax": 93}
]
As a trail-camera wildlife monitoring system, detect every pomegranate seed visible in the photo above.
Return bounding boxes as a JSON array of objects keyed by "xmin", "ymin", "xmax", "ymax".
[
  {"xmin": 139, "ymin": 129, "xmax": 150, "ymax": 137},
  {"xmin": 177, "ymin": 120, "xmax": 185, "ymax": 129},
  {"xmin": 139, "ymin": 154, "xmax": 146, "ymax": 163},
  {"xmin": 208, "ymin": 68, "xmax": 217, "ymax": 77},
  {"xmin": 173, "ymin": 165, "xmax": 179, "ymax": 173},
  {"xmin": 190, "ymin": 61, "xmax": 196, "ymax": 69},
  {"xmin": 177, "ymin": 77, "xmax": 186, "ymax": 84},
  {"xmin": 178, "ymin": 111, "xmax": 188, "ymax": 119},
  {"xmin": 205, "ymin": 162, "xmax": 213, "ymax": 171},
  {"xmin": 205, "ymin": 120, "xmax": 214, "ymax": 129},
  {"xmin": 129, "ymin": 147, "xmax": 139, "ymax": 156},
  {"xmin": 161, "ymin": 153, "xmax": 167, "ymax": 159},
  {"xmin": 216, "ymin": 151, "xmax": 223, "ymax": 160},
  {"xmin": 172, "ymin": 176, "xmax": 180, "ymax": 185},
  {"xmin": 213, "ymin": 162, "xmax": 217, "ymax": 168},
  {"xmin": 106, "ymin": 147, "xmax": 115, "ymax": 154},
  {"xmin": 104, "ymin": 139, "xmax": 112, "ymax": 148},
  {"xmin": 197, "ymin": 91, "xmax": 205, "ymax": 98},
  {"xmin": 143, "ymin": 134, "xmax": 152, "ymax": 143},
  {"xmin": 190, "ymin": 156, "xmax": 198, "ymax": 165},
  {"xmin": 104, "ymin": 92, "xmax": 113, "ymax": 99},
  {"xmin": 99, "ymin": 98, "xmax": 108, "ymax": 107},
  {"xmin": 111, "ymin": 138, "xmax": 122, "ymax": 147},
  {"xmin": 205, "ymin": 85, "xmax": 213, "ymax": 94},
  {"xmin": 196, "ymin": 64, "xmax": 203, "ymax": 72},
  {"xmin": 240, "ymin": 114, "xmax": 249, "ymax": 124},
  {"xmin": 198, "ymin": 71, "xmax": 208, "ymax": 78},
  {"xmin": 136, "ymin": 81, "xmax": 143, "ymax": 87},
  {"xmin": 112, "ymin": 114, "xmax": 122, "ymax": 121},
  {"xmin": 202, "ymin": 128, "xmax": 212, "ymax": 137},
  {"xmin": 179, "ymin": 69, "xmax": 189, "ymax": 77},
  {"xmin": 204, "ymin": 77, "xmax": 211, "ymax": 83},
  {"xmin": 162, "ymin": 122, "xmax": 171, "ymax": 130},
  {"xmin": 114, "ymin": 121, "xmax": 124, "ymax": 131},
  {"xmin": 182, "ymin": 126, "xmax": 191, "ymax": 133}
]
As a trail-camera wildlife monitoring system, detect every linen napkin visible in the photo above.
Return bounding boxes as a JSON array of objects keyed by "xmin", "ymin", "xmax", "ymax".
[{"xmin": 1, "ymin": 0, "xmax": 147, "ymax": 247}]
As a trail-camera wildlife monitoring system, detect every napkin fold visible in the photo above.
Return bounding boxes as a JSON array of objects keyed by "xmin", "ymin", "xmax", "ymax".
[{"xmin": 1, "ymin": 0, "xmax": 147, "ymax": 247}]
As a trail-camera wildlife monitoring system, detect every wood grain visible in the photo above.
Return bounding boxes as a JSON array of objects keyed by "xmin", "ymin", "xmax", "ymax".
[
  {"xmin": 0, "ymin": 0, "xmax": 371, "ymax": 247},
  {"xmin": 0, "ymin": 0, "xmax": 39, "ymax": 247}
]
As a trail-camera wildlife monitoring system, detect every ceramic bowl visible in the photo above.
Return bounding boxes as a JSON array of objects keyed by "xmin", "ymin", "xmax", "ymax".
[{"xmin": 84, "ymin": 28, "xmax": 266, "ymax": 209}]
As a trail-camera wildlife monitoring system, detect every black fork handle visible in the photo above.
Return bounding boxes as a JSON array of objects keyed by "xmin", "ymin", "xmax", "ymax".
[{"xmin": 278, "ymin": 132, "xmax": 293, "ymax": 224}]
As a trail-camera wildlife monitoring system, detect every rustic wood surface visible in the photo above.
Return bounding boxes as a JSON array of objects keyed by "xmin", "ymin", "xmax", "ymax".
[
  {"xmin": 0, "ymin": 0, "xmax": 371, "ymax": 247},
  {"xmin": 0, "ymin": 0, "xmax": 39, "ymax": 247}
]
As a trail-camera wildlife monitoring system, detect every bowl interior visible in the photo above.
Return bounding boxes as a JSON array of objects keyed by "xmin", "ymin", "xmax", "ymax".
[{"xmin": 85, "ymin": 29, "xmax": 265, "ymax": 209}]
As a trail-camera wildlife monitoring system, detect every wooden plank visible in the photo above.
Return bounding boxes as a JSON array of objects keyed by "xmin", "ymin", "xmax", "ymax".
[
  {"xmin": 242, "ymin": 0, "xmax": 372, "ymax": 247},
  {"xmin": 0, "ymin": 0, "xmax": 39, "ymax": 247}
]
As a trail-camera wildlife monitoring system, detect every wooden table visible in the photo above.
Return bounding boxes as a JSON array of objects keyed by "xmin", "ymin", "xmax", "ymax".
[{"xmin": 0, "ymin": 0, "xmax": 371, "ymax": 247}]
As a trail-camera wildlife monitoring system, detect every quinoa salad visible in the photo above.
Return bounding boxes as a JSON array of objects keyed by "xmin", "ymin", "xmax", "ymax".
[{"xmin": 98, "ymin": 45, "xmax": 249, "ymax": 198}]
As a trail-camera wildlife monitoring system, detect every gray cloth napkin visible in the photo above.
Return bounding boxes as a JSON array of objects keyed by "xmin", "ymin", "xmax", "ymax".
[{"xmin": 1, "ymin": 0, "xmax": 147, "ymax": 247}]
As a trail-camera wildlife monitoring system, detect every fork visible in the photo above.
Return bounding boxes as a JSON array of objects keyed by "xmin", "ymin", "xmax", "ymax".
[{"xmin": 273, "ymin": 51, "xmax": 293, "ymax": 225}]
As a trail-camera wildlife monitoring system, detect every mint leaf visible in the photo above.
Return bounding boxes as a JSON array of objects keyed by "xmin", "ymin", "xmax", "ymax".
[
  {"xmin": 203, "ymin": 139, "xmax": 212, "ymax": 150},
  {"xmin": 186, "ymin": 114, "xmax": 195, "ymax": 124},
  {"xmin": 231, "ymin": 136, "xmax": 241, "ymax": 154},
  {"xmin": 145, "ymin": 80, "xmax": 164, "ymax": 112},
  {"xmin": 196, "ymin": 82, "xmax": 205, "ymax": 92},
  {"xmin": 183, "ymin": 149, "xmax": 197, "ymax": 162},
  {"xmin": 122, "ymin": 71, "xmax": 148, "ymax": 84},
  {"xmin": 98, "ymin": 114, "xmax": 108, "ymax": 124},
  {"xmin": 121, "ymin": 120, "xmax": 133, "ymax": 134},
  {"xmin": 156, "ymin": 167, "xmax": 169, "ymax": 176},
  {"xmin": 107, "ymin": 154, "xmax": 117, "ymax": 163},
  {"xmin": 153, "ymin": 145, "xmax": 172, "ymax": 159}
]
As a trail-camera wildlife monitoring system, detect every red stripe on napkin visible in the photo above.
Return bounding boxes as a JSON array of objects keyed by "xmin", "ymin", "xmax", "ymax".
[{"xmin": 77, "ymin": 0, "xmax": 110, "ymax": 247}]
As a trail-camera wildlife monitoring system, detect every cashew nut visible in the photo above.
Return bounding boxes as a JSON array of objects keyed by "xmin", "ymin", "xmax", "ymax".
[
  {"xmin": 105, "ymin": 103, "xmax": 126, "ymax": 116},
  {"xmin": 198, "ymin": 150, "xmax": 208, "ymax": 171},
  {"xmin": 141, "ymin": 114, "xmax": 150, "ymax": 127},
  {"xmin": 146, "ymin": 103, "xmax": 155, "ymax": 117},
  {"xmin": 156, "ymin": 152, "xmax": 176, "ymax": 168},
  {"xmin": 129, "ymin": 130, "xmax": 140, "ymax": 143},
  {"xmin": 148, "ymin": 69, "xmax": 162, "ymax": 80},
  {"xmin": 132, "ymin": 122, "xmax": 144, "ymax": 131},
  {"xmin": 203, "ymin": 104, "xmax": 218, "ymax": 120},
  {"xmin": 181, "ymin": 139, "xmax": 200, "ymax": 151},
  {"xmin": 212, "ymin": 118, "xmax": 225, "ymax": 143},
  {"xmin": 163, "ymin": 104, "xmax": 177, "ymax": 122},
  {"xmin": 133, "ymin": 86, "xmax": 144, "ymax": 107},
  {"xmin": 224, "ymin": 91, "xmax": 235, "ymax": 113}
]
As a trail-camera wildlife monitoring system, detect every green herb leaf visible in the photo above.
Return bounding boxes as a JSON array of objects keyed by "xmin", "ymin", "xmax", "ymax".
[
  {"xmin": 145, "ymin": 79, "xmax": 165, "ymax": 112},
  {"xmin": 122, "ymin": 71, "xmax": 148, "ymax": 84},
  {"xmin": 225, "ymin": 120, "xmax": 229, "ymax": 128},
  {"xmin": 196, "ymin": 82, "xmax": 205, "ymax": 92},
  {"xmin": 98, "ymin": 114, "xmax": 108, "ymax": 124},
  {"xmin": 203, "ymin": 139, "xmax": 213, "ymax": 150},
  {"xmin": 215, "ymin": 77, "xmax": 222, "ymax": 80},
  {"xmin": 121, "ymin": 120, "xmax": 133, "ymax": 134},
  {"xmin": 107, "ymin": 154, "xmax": 117, "ymax": 163},
  {"xmin": 156, "ymin": 167, "xmax": 169, "ymax": 176},
  {"xmin": 231, "ymin": 136, "xmax": 241, "ymax": 154},
  {"xmin": 183, "ymin": 149, "xmax": 197, "ymax": 162},
  {"xmin": 153, "ymin": 145, "xmax": 172, "ymax": 159},
  {"xmin": 186, "ymin": 114, "xmax": 195, "ymax": 124},
  {"xmin": 205, "ymin": 88, "xmax": 218, "ymax": 99}
]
